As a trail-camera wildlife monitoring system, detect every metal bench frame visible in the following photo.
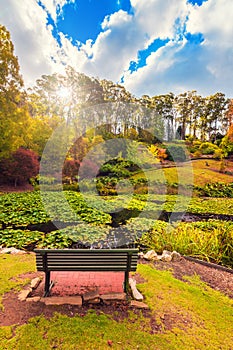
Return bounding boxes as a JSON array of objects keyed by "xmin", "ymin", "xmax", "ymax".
[{"xmin": 34, "ymin": 249, "xmax": 138, "ymax": 296}]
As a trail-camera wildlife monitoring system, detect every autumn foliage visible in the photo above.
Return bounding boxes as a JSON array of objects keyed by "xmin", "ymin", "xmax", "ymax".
[
  {"xmin": 227, "ymin": 123, "xmax": 233, "ymax": 141},
  {"xmin": 0, "ymin": 148, "xmax": 39, "ymax": 186},
  {"xmin": 62, "ymin": 159, "xmax": 80, "ymax": 183}
]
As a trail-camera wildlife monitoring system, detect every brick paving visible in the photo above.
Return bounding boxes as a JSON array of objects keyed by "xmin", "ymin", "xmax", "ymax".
[{"xmin": 50, "ymin": 271, "xmax": 125, "ymax": 296}]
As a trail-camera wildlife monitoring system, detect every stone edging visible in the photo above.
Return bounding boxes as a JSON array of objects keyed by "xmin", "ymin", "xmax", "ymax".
[{"xmin": 18, "ymin": 277, "xmax": 149, "ymax": 309}]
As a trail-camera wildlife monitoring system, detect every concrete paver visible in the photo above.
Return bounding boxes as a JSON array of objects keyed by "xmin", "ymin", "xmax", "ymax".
[{"xmin": 41, "ymin": 296, "xmax": 82, "ymax": 306}]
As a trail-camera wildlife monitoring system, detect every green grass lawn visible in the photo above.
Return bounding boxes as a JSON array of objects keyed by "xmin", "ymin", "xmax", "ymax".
[
  {"xmin": 0, "ymin": 254, "xmax": 233, "ymax": 349},
  {"xmin": 191, "ymin": 159, "xmax": 233, "ymax": 186},
  {"xmin": 133, "ymin": 159, "xmax": 233, "ymax": 187},
  {"xmin": 0, "ymin": 253, "xmax": 35, "ymax": 308}
]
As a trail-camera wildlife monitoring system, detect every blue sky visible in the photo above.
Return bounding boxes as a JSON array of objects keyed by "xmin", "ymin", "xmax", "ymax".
[
  {"xmin": 55, "ymin": 0, "xmax": 132, "ymax": 43},
  {"xmin": 0, "ymin": 0, "xmax": 232, "ymax": 97}
]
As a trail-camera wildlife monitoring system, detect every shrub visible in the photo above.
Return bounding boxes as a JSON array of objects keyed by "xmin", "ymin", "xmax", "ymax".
[
  {"xmin": 193, "ymin": 150, "xmax": 202, "ymax": 158},
  {"xmin": 195, "ymin": 182, "xmax": 233, "ymax": 198},
  {"xmin": 199, "ymin": 142, "xmax": 219, "ymax": 155},
  {"xmin": 220, "ymin": 136, "xmax": 233, "ymax": 157},
  {"xmin": 213, "ymin": 149, "xmax": 223, "ymax": 160},
  {"xmin": 63, "ymin": 183, "xmax": 80, "ymax": 191},
  {"xmin": 98, "ymin": 159, "xmax": 132, "ymax": 179},
  {"xmin": 165, "ymin": 145, "xmax": 188, "ymax": 162}
]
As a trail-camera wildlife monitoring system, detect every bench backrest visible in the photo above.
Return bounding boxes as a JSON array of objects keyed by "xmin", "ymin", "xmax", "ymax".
[{"xmin": 34, "ymin": 249, "xmax": 138, "ymax": 272}]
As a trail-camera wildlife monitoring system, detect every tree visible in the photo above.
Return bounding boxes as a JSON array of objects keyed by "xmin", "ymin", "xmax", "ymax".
[
  {"xmin": 0, "ymin": 24, "xmax": 29, "ymax": 158},
  {"xmin": 24, "ymin": 116, "xmax": 53, "ymax": 156},
  {"xmin": 225, "ymin": 99, "xmax": 233, "ymax": 128},
  {"xmin": 28, "ymin": 67, "xmax": 105, "ymax": 128},
  {"xmin": 175, "ymin": 91, "xmax": 195, "ymax": 140},
  {"xmin": 100, "ymin": 79, "xmax": 132, "ymax": 103},
  {"xmin": 191, "ymin": 94, "xmax": 204, "ymax": 139},
  {"xmin": 0, "ymin": 24, "xmax": 23, "ymax": 92},
  {"xmin": 227, "ymin": 123, "xmax": 233, "ymax": 141},
  {"xmin": 0, "ymin": 148, "xmax": 39, "ymax": 186},
  {"xmin": 152, "ymin": 93, "xmax": 175, "ymax": 140},
  {"xmin": 219, "ymin": 121, "xmax": 233, "ymax": 158},
  {"xmin": 206, "ymin": 93, "xmax": 228, "ymax": 141},
  {"xmin": 62, "ymin": 159, "xmax": 80, "ymax": 183}
]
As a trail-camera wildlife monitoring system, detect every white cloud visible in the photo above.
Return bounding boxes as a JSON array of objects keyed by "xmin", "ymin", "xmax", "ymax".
[
  {"xmin": 131, "ymin": 0, "xmax": 188, "ymax": 43},
  {"xmin": 186, "ymin": 0, "xmax": 233, "ymax": 94},
  {"xmin": 187, "ymin": 0, "xmax": 233, "ymax": 46},
  {"xmin": 124, "ymin": 40, "xmax": 188, "ymax": 96},
  {"xmin": 78, "ymin": 2, "xmax": 190, "ymax": 81},
  {"xmin": 83, "ymin": 10, "xmax": 143, "ymax": 80},
  {"xmin": 124, "ymin": 0, "xmax": 233, "ymax": 97},
  {"xmin": 0, "ymin": 0, "xmax": 67, "ymax": 86},
  {"xmin": 58, "ymin": 32, "xmax": 88, "ymax": 68},
  {"xmin": 1, "ymin": 0, "xmax": 190, "ymax": 87},
  {"xmin": 0, "ymin": 0, "xmax": 232, "ymax": 97},
  {"xmin": 40, "ymin": 0, "xmax": 75, "ymax": 21}
]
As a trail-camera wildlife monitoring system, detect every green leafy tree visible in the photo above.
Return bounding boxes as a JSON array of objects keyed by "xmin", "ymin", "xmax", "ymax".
[
  {"xmin": 25, "ymin": 116, "xmax": 53, "ymax": 156},
  {"xmin": 206, "ymin": 93, "xmax": 229, "ymax": 141},
  {"xmin": 152, "ymin": 93, "xmax": 175, "ymax": 140},
  {"xmin": 0, "ymin": 24, "xmax": 29, "ymax": 158},
  {"xmin": 175, "ymin": 91, "xmax": 195, "ymax": 140},
  {"xmin": 220, "ymin": 123, "xmax": 233, "ymax": 157}
]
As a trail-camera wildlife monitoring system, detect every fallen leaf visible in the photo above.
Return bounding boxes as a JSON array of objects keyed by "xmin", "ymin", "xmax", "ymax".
[{"xmin": 107, "ymin": 340, "xmax": 113, "ymax": 347}]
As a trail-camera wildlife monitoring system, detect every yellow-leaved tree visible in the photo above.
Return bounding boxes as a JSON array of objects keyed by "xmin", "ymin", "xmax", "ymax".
[{"xmin": 0, "ymin": 24, "xmax": 30, "ymax": 158}]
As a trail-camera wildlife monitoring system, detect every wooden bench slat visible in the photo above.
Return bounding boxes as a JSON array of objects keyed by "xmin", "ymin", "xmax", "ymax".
[
  {"xmin": 35, "ymin": 249, "xmax": 138, "ymax": 253},
  {"xmin": 36, "ymin": 264, "xmax": 138, "ymax": 269},
  {"xmin": 37, "ymin": 256, "xmax": 130, "ymax": 259},
  {"xmin": 44, "ymin": 265, "xmax": 135, "ymax": 269},
  {"xmin": 36, "ymin": 258, "xmax": 138, "ymax": 262}
]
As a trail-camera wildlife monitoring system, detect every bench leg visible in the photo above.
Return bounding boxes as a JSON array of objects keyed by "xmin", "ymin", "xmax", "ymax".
[
  {"xmin": 44, "ymin": 271, "xmax": 51, "ymax": 297},
  {"xmin": 124, "ymin": 271, "xmax": 129, "ymax": 293}
]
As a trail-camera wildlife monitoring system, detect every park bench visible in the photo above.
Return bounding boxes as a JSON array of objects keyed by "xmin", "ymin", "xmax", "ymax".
[{"xmin": 34, "ymin": 248, "xmax": 139, "ymax": 296}]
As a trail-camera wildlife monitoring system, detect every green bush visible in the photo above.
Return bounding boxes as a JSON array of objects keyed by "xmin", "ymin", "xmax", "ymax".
[
  {"xmin": 220, "ymin": 136, "xmax": 233, "ymax": 157},
  {"xmin": 187, "ymin": 140, "xmax": 201, "ymax": 154},
  {"xmin": 195, "ymin": 182, "xmax": 233, "ymax": 198},
  {"xmin": 213, "ymin": 149, "xmax": 223, "ymax": 159},
  {"xmin": 193, "ymin": 150, "xmax": 202, "ymax": 158},
  {"xmin": 63, "ymin": 183, "xmax": 79, "ymax": 191},
  {"xmin": 165, "ymin": 145, "xmax": 188, "ymax": 162},
  {"xmin": 199, "ymin": 142, "xmax": 219, "ymax": 155},
  {"xmin": 98, "ymin": 158, "xmax": 135, "ymax": 178}
]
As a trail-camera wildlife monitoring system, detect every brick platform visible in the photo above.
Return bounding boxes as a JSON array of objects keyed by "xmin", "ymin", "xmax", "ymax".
[{"xmin": 50, "ymin": 271, "xmax": 125, "ymax": 296}]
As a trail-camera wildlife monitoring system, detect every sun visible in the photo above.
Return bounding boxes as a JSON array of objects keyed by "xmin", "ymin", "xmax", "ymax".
[{"xmin": 57, "ymin": 87, "xmax": 70, "ymax": 99}]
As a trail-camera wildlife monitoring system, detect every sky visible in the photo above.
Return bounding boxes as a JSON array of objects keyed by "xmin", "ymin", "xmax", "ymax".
[{"xmin": 0, "ymin": 0, "xmax": 232, "ymax": 98}]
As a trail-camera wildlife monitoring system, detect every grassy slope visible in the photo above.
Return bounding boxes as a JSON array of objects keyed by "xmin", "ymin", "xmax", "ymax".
[
  {"xmin": 133, "ymin": 159, "xmax": 233, "ymax": 187},
  {"xmin": 191, "ymin": 159, "xmax": 233, "ymax": 186},
  {"xmin": 0, "ymin": 256, "xmax": 233, "ymax": 349}
]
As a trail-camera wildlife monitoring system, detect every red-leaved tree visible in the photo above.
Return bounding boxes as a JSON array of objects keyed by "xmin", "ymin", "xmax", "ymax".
[
  {"xmin": 62, "ymin": 159, "xmax": 80, "ymax": 183},
  {"xmin": 0, "ymin": 148, "xmax": 39, "ymax": 186}
]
